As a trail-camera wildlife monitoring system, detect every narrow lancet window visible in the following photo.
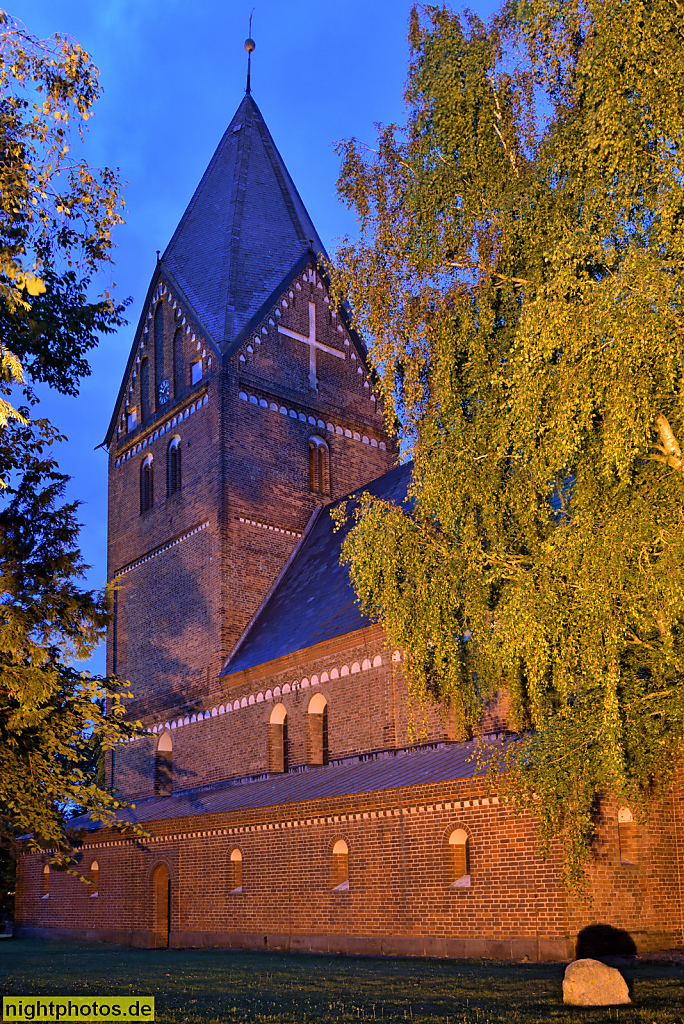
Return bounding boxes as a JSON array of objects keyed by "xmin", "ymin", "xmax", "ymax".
[
  {"xmin": 268, "ymin": 703, "xmax": 288, "ymax": 773},
  {"xmin": 618, "ymin": 807, "xmax": 638, "ymax": 865},
  {"xmin": 140, "ymin": 455, "xmax": 154, "ymax": 513},
  {"xmin": 155, "ymin": 304, "xmax": 168, "ymax": 407},
  {"xmin": 308, "ymin": 437, "xmax": 328, "ymax": 495},
  {"xmin": 448, "ymin": 828, "xmax": 471, "ymax": 887},
  {"xmin": 167, "ymin": 437, "xmax": 181, "ymax": 496},
  {"xmin": 229, "ymin": 849, "xmax": 243, "ymax": 893},
  {"xmin": 173, "ymin": 330, "xmax": 184, "ymax": 398},
  {"xmin": 89, "ymin": 860, "xmax": 99, "ymax": 896},
  {"xmin": 141, "ymin": 357, "xmax": 150, "ymax": 422},
  {"xmin": 307, "ymin": 693, "xmax": 329, "ymax": 765}
]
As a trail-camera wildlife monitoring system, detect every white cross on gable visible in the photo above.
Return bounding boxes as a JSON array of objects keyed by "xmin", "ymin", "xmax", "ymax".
[{"xmin": 278, "ymin": 301, "xmax": 345, "ymax": 390}]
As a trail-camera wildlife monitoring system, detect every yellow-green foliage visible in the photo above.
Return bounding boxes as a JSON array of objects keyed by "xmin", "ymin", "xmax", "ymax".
[
  {"xmin": 332, "ymin": 0, "xmax": 684, "ymax": 893},
  {"xmin": 0, "ymin": 418, "xmax": 143, "ymax": 862},
  {"xmin": 0, "ymin": 11, "xmax": 135, "ymax": 863},
  {"xmin": 0, "ymin": 10, "xmax": 125, "ymax": 426}
]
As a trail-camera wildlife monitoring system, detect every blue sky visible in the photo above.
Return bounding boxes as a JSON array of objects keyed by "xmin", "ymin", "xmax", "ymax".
[{"xmin": 10, "ymin": 0, "xmax": 499, "ymax": 674}]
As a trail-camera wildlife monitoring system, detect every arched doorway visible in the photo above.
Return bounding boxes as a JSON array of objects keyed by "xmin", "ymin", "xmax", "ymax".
[{"xmin": 151, "ymin": 864, "xmax": 170, "ymax": 948}]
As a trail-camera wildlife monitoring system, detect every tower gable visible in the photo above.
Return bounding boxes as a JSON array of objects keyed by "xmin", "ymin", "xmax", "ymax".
[
  {"xmin": 106, "ymin": 273, "xmax": 221, "ymax": 449},
  {"xmin": 230, "ymin": 256, "xmax": 386, "ymax": 434}
]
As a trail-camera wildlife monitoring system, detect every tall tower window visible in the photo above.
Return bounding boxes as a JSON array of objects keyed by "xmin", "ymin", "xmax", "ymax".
[
  {"xmin": 167, "ymin": 436, "xmax": 181, "ymax": 496},
  {"xmin": 140, "ymin": 455, "xmax": 154, "ymax": 514},
  {"xmin": 173, "ymin": 330, "xmax": 184, "ymax": 398},
  {"xmin": 155, "ymin": 304, "xmax": 168, "ymax": 407},
  {"xmin": 308, "ymin": 436, "xmax": 328, "ymax": 495},
  {"xmin": 41, "ymin": 863, "xmax": 50, "ymax": 898},
  {"xmin": 140, "ymin": 357, "xmax": 150, "ymax": 423}
]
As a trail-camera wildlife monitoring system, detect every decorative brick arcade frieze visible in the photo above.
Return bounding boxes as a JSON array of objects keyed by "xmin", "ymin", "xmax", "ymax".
[
  {"xmin": 237, "ymin": 516, "xmax": 302, "ymax": 539},
  {"xmin": 122, "ymin": 651, "xmax": 403, "ymax": 743},
  {"xmin": 112, "ymin": 521, "xmax": 210, "ymax": 579},
  {"xmin": 237, "ymin": 389, "xmax": 387, "ymax": 450},
  {"xmin": 32, "ymin": 794, "xmax": 504, "ymax": 853},
  {"xmin": 115, "ymin": 392, "xmax": 209, "ymax": 467}
]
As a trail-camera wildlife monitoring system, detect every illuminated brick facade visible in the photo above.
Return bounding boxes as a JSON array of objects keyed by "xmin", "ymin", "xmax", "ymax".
[{"xmin": 14, "ymin": 90, "xmax": 684, "ymax": 959}]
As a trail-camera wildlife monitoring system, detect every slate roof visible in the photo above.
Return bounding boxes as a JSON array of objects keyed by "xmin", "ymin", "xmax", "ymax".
[
  {"xmin": 161, "ymin": 93, "xmax": 327, "ymax": 354},
  {"xmin": 222, "ymin": 460, "xmax": 414, "ymax": 677},
  {"xmin": 69, "ymin": 739, "xmax": 505, "ymax": 832}
]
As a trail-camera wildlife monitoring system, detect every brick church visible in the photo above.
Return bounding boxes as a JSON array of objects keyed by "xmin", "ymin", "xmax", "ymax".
[{"xmin": 15, "ymin": 81, "xmax": 684, "ymax": 959}]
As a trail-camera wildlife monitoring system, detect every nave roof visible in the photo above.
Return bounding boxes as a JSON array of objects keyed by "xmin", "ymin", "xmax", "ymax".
[{"xmin": 222, "ymin": 460, "xmax": 414, "ymax": 677}]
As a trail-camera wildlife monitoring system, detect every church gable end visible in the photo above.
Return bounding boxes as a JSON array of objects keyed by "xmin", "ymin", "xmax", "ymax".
[{"xmin": 232, "ymin": 261, "xmax": 385, "ymax": 433}]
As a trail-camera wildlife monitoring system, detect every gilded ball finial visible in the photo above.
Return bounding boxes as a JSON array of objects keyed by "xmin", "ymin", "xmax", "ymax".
[{"xmin": 245, "ymin": 37, "xmax": 255, "ymax": 53}]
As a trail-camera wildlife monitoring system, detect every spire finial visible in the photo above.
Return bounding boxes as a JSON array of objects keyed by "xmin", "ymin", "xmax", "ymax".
[{"xmin": 245, "ymin": 10, "xmax": 255, "ymax": 94}]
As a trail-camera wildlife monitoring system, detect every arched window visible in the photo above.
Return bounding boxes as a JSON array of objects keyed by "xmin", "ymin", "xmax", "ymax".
[
  {"xmin": 268, "ymin": 703, "xmax": 288, "ymax": 773},
  {"xmin": 229, "ymin": 848, "xmax": 243, "ymax": 893},
  {"xmin": 140, "ymin": 455, "xmax": 154, "ymax": 514},
  {"xmin": 167, "ymin": 436, "xmax": 181, "ymax": 496},
  {"xmin": 140, "ymin": 357, "xmax": 150, "ymax": 423},
  {"xmin": 155, "ymin": 304, "xmax": 168, "ymax": 408},
  {"xmin": 448, "ymin": 828, "xmax": 471, "ymax": 887},
  {"xmin": 89, "ymin": 859, "xmax": 99, "ymax": 897},
  {"xmin": 308, "ymin": 436, "xmax": 328, "ymax": 495},
  {"xmin": 154, "ymin": 732, "xmax": 173, "ymax": 797},
  {"xmin": 618, "ymin": 807, "xmax": 638, "ymax": 865},
  {"xmin": 331, "ymin": 839, "xmax": 349, "ymax": 891},
  {"xmin": 307, "ymin": 692, "xmax": 328, "ymax": 765},
  {"xmin": 173, "ymin": 329, "xmax": 184, "ymax": 398},
  {"xmin": 41, "ymin": 863, "xmax": 50, "ymax": 899}
]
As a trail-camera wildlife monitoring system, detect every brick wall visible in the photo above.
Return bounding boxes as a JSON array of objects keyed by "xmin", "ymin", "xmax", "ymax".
[
  {"xmin": 112, "ymin": 636, "xmax": 456, "ymax": 801},
  {"xmin": 107, "ymin": 262, "xmax": 396, "ymax": 722},
  {"xmin": 16, "ymin": 775, "xmax": 683, "ymax": 958}
]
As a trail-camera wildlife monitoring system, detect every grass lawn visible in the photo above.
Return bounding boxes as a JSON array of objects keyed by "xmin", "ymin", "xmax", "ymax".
[{"xmin": 0, "ymin": 939, "xmax": 683, "ymax": 1023}]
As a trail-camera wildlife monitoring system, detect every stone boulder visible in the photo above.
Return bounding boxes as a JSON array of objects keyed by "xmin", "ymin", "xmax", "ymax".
[{"xmin": 563, "ymin": 958, "xmax": 631, "ymax": 1006}]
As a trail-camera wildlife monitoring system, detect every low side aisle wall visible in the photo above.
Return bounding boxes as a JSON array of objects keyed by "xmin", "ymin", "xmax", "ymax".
[
  {"xmin": 563, "ymin": 778, "xmax": 684, "ymax": 955},
  {"xmin": 15, "ymin": 774, "xmax": 683, "ymax": 959}
]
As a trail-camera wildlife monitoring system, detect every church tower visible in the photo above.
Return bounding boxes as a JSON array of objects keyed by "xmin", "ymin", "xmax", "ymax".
[{"xmin": 104, "ymin": 86, "xmax": 397, "ymax": 724}]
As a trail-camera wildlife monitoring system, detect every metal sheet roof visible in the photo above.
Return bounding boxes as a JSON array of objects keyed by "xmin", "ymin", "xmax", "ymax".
[{"xmin": 70, "ymin": 738, "xmax": 506, "ymax": 832}]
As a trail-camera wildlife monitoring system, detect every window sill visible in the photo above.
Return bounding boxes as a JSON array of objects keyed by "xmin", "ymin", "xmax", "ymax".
[
  {"xmin": 450, "ymin": 875, "xmax": 472, "ymax": 889},
  {"xmin": 332, "ymin": 880, "xmax": 349, "ymax": 892}
]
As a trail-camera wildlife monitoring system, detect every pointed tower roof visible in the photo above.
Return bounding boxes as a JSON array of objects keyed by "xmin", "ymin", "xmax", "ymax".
[{"xmin": 160, "ymin": 93, "xmax": 327, "ymax": 353}]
